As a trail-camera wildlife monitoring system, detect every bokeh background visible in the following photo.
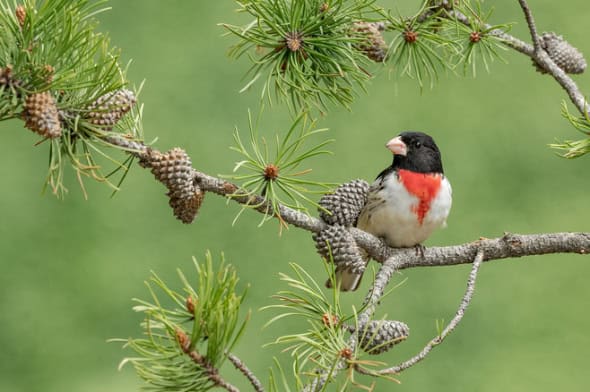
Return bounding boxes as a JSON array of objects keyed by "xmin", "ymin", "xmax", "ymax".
[{"xmin": 1, "ymin": 1, "xmax": 589, "ymax": 391}]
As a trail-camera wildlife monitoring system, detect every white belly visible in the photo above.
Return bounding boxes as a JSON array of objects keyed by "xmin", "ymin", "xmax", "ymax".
[{"xmin": 356, "ymin": 174, "xmax": 452, "ymax": 247}]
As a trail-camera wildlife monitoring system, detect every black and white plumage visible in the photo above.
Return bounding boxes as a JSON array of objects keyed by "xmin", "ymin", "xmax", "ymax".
[{"xmin": 333, "ymin": 131, "xmax": 452, "ymax": 291}]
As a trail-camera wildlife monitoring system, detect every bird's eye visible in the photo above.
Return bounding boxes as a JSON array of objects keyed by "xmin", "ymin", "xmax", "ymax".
[{"xmin": 414, "ymin": 141, "xmax": 422, "ymax": 148}]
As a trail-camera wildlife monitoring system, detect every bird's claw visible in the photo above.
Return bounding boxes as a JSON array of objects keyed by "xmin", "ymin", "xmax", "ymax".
[{"xmin": 414, "ymin": 244, "xmax": 426, "ymax": 257}]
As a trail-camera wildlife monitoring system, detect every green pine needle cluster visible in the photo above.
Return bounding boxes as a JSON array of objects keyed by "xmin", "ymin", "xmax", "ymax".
[
  {"xmin": 263, "ymin": 262, "xmax": 397, "ymax": 390},
  {"xmin": 448, "ymin": 0, "xmax": 509, "ymax": 76},
  {"xmin": 117, "ymin": 252, "xmax": 249, "ymax": 392},
  {"xmin": 223, "ymin": 0, "xmax": 384, "ymax": 111},
  {"xmin": 550, "ymin": 103, "xmax": 590, "ymax": 158},
  {"xmin": 226, "ymin": 109, "xmax": 334, "ymax": 226},
  {"xmin": 379, "ymin": 0, "xmax": 510, "ymax": 86},
  {"xmin": 381, "ymin": 5, "xmax": 451, "ymax": 88},
  {"xmin": 263, "ymin": 262, "xmax": 351, "ymax": 389},
  {"xmin": 223, "ymin": 0, "xmax": 513, "ymax": 111},
  {"xmin": 0, "ymin": 0, "xmax": 142, "ymax": 197}
]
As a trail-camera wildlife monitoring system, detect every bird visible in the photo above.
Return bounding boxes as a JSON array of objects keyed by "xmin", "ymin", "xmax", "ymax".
[{"xmin": 332, "ymin": 131, "xmax": 452, "ymax": 291}]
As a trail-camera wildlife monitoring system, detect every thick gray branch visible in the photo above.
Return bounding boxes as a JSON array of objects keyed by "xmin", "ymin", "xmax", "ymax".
[
  {"xmin": 393, "ymin": 232, "xmax": 590, "ymax": 270},
  {"xmin": 191, "ymin": 169, "xmax": 590, "ymax": 266}
]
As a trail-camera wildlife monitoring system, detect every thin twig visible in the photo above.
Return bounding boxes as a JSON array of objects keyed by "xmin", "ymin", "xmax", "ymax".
[
  {"xmin": 517, "ymin": 0, "xmax": 541, "ymax": 53},
  {"xmin": 186, "ymin": 351, "xmax": 240, "ymax": 392},
  {"xmin": 176, "ymin": 329, "xmax": 240, "ymax": 392},
  {"xmin": 227, "ymin": 352, "xmax": 265, "ymax": 392},
  {"xmin": 358, "ymin": 256, "xmax": 398, "ymax": 326},
  {"xmin": 379, "ymin": 249, "xmax": 485, "ymax": 374}
]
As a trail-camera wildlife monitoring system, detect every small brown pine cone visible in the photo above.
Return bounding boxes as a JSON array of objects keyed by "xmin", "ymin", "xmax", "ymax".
[
  {"xmin": 313, "ymin": 224, "xmax": 365, "ymax": 274},
  {"xmin": 0, "ymin": 65, "xmax": 22, "ymax": 92},
  {"xmin": 22, "ymin": 92, "xmax": 62, "ymax": 138},
  {"xmin": 85, "ymin": 89, "xmax": 136, "ymax": 129},
  {"xmin": 358, "ymin": 320, "xmax": 410, "ymax": 355},
  {"xmin": 535, "ymin": 32, "xmax": 587, "ymax": 74},
  {"xmin": 138, "ymin": 147, "xmax": 204, "ymax": 223},
  {"xmin": 168, "ymin": 186, "xmax": 204, "ymax": 224},
  {"xmin": 319, "ymin": 179, "xmax": 369, "ymax": 227},
  {"xmin": 353, "ymin": 22, "xmax": 388, "ymax": 62},
  {"xmin": 141, "ymin": 147, "xmax": 192, "ymax": 189},
  {"xmin": 15, "ymin": 5, "xmax": 26, "ymax": 27}
]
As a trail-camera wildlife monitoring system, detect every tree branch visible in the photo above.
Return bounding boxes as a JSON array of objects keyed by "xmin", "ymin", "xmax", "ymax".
[
  {"xmin": 303, "ymin": 228, "xmax": 590, "ymax": 389},
  {"xmin": 108, "ymin": 134, "xmax": 590, "ymax": 269},
  {"xmin": 358, "ymin": 256, "xmax": 398, "ymax": 324},
  {"xmin": 446, "ymin": 6, "xmax": 590, "ymax": 116},
  {"xmin": 186, "ymin": 350, "xmax": 239, "ymax": 392},
  {"xmin": 379, "ymin": 249, "xmax": 484, "ymax": 375},
  {"xmin": 192, "ymin": 168, "xmax": 590, "ymax": 267},
  {"xmin": 227, "ymin": 352, "xmax": 265, "ymax": 392},
  {"xmin": 176, "ymin": 328, "xmax": 240, "ymax": 392},
  {"xmin": 517, "ymin": 0, "xmax": 541, "ymax": 53},
  {"xmin": 105, "ymin": 13, "xmax": 590, "ymax": 381}
]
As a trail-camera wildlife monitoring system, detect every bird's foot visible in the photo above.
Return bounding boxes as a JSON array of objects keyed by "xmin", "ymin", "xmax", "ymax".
[{"xmin": 414, "ymin": 244, "xmax": 426, "ymax": 257}]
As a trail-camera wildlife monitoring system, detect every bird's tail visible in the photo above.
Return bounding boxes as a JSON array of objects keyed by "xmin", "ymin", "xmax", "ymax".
[{"xmin": 325, "ymin": 248, "xmax": 369, "ymax": 292}]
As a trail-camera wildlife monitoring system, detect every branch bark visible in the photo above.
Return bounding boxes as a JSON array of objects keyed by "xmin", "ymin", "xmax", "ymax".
[
  {"xmin": 176, "ymin": 328, "xmax": 240, "ymax": 392},
  {"xmin": 191, "ymin": 169, "xmax": 590, "ymax": 267},
  {"xmin": 517, "ymin": 0, "xmax": 541, "ymax": 53},
  {"xmin": 227, "ymin": 352, "xmax": 265, "ymax": 392},
  {"xmin": 379, "ymin": 250, "xmax": 484, "ymax": 374}
]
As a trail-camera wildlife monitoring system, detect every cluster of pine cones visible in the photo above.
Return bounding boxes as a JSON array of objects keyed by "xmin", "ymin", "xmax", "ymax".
[
  {"xmin": 14, "ymin": 83, "xmax": 204, "ymax": 223},
  {"xmin": 138, "ymin": 147, "xmax": 204, "ymax": 224},
  {"xmin": 20, "ymin": 88, "xmax": 136, "ymax": 139},
  {"xmin": 313, "ymin": 179, "xmax": 369, "ymax": 281},
  {"xmin": 313, "ymin": 179, "xmax": 410, "ymax": 354}
]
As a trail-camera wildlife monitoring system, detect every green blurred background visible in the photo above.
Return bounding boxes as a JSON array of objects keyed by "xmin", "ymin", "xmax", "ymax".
[{"xmin": 1, "ymin": 1, "xmax": 589, "ymax": 391}]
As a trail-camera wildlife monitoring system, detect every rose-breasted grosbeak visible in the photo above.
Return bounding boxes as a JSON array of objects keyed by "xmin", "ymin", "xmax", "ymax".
[{"xmin": 333, "ymin": 131, "xmax": 452, "ymax": 291}]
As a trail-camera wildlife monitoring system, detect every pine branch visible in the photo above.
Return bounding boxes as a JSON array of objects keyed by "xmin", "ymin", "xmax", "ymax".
[
  {"xmin": 107, "ymin": 135, "xmax": 590, "ymax": 269},
  {"xmin": 517, "ymin": 0, "xmax": 541, "ymax": 53},
  {"xmin": 4, "ymin": 2, "xmax": 589, "ymax": 390},
  {"xmin": 227, "ymin": 353, "xmax": 265, "ymax": 392},
  {"xmin": 112, "ymin": 133, "xmax": 590, "ymax": 390},
  {"xmin": 377, "ymin": 249, "xmax": 484, "ymax": 375},
  {"xmin": 120, "ymin": 253, "xmax": 251, "ymax": 392},
  {"xmin": 311, "ymin": 250, "xmax": 484, "ymax": 389},
  {"xmin": 177, "ymin": 329, "xmax": 240, "ymax": 392},
  {"xmin": 445, "ymin": 3, "xmax": 590, "ymax": 116}
]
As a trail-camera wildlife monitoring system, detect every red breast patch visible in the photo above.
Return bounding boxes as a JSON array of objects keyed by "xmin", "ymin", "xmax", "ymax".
[{"xmin": 397, "ymin": 169, "xmax": 442, "ymax": 225}]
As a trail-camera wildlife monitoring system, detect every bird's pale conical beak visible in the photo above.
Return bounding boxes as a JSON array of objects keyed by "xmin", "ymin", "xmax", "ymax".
[{"xmin": 386, "ymin": 136, "xmax": 407, "ymax": 156}]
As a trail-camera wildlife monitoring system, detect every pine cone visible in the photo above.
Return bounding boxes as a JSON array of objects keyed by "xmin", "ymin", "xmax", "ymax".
[
  {"xmin": 353, "ymin": 22, "xmax": 388, "ymax": 62},
  {"xmin": 313, "ymin": 225, "xmax": 365, "ymax": 274},
  {"xmin": 319, "ymin": 179, "xmax": 369, "ymax": 227},
  {"xmin": 22, "ymin": 92, "xmax": 62, "ymax": 139},
  {"xmin": 15, "ymin": 5, "xmax": 26, "ymax": 27},
  {"xmin": 139, "ymin": 147, "xmax": 204, "ymax": 224},
  {"xmin": 85, "ymin": 89, "xmax": 136, "ymax": 129},
  {"xmin": 535, "ymin": 32, "xmax": 587, "ymax": 74},
  {"xmin": 168, "ymin": 187, "xmax": 205, "ymax": 224},
  {"xmin": 0, "ymin": 65, "xmax": 21, "ymax": 91},
  {"xmin": 358, "ymin": 320, "xmax": 410, "ymax": 355}
]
